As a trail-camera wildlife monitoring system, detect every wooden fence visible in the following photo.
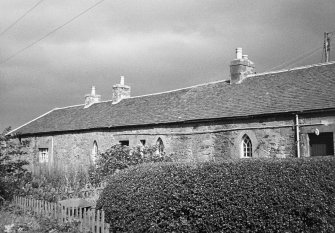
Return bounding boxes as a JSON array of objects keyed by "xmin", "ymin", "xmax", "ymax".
[{"xmin": 13, "ymin": 196, "xmax": 110, "ymax": 233}]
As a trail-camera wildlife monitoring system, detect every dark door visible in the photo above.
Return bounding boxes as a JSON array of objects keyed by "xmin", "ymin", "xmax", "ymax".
[{"xmin": 309, "ymin": 132, "xmax": 334, "ymax": 156}]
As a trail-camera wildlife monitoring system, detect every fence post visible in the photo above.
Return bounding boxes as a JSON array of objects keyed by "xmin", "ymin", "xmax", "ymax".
[
  {"xmin": 101, "ymin": 210, "xmax": 105, "ymax": 233},
  {"xmin": 33, "ymin": 199, "xmax": 36, "ymax": 215},
  {"xmin": 78, "ymin": 207, "xmax": 82, "ymax": 232},
  {"xmin": 89, "ymin": 210, "xmax": 92, "ymax": 232},
  {"xmin": 96, "ymin": 210, "xmax": 101, "ymax": 233},
  {"xmin": 23, "ymin": 197, "xmax": 26, "ymax": 214},
  {"xmin": 37, "ymin": 200, "xmax": 40, "ymax": 216},
  {"xmin": 83, "ymin": 208, "xmax": 87, "ymax": 232},
  {"xmin": 60, "ymin": 204, "xmax": 63, "ymax": 223},
  {"xmin": 91, "ymin": 210, "xmax": 95, "ymax": 233}
]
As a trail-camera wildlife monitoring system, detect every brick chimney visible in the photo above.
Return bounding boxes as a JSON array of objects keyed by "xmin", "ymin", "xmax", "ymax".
[
  {"xmin": 112, "ymin": 76, "xmax": 131, "ymax": 103},
  {"xmin": 84, "ymin": 86, "xmax": 101, "ymax": 108},
  {"xmin": 230, "ymin": 48, "xmax": 255, "ymax": 84}
]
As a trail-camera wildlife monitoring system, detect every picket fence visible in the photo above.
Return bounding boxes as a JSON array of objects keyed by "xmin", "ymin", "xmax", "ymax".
[{"xmin": 13, "ymin": 196, "xmax": 110, "ymax": 233}]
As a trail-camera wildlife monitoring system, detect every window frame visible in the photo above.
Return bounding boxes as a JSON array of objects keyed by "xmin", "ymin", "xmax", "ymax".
[
  {"xmin": 91, "ymin": 141, "xmax": 98, "ymax": 163},
  {"xmin": 39, "ymin": 148, "xmax": 49, "ymax": 163},
  {"xmin": 241, "ymin": 134, "xmax": 252, "ymax": 158}
]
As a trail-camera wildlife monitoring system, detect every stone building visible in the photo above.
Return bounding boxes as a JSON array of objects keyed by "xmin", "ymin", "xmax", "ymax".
[{"xmin": 7, "ymin": 48, "xmax": 335, "ymax": 174}]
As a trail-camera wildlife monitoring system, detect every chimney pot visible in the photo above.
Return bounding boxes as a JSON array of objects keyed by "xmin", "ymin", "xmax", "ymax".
[
  {"xmin": 236, "ymin": 47, "xmax": 242, "ymax": 60},
  {"xmin": 120, "ymin": 76, "xmax": 125, "ymax": 85},
  {"xmin": 91, "ymin": 86, "xmax": 96, "ymax": 95}
]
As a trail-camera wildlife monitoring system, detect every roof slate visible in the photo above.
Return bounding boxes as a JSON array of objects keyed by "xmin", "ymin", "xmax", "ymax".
[{"xmin": 11, "ymin": 62, "xmax": 335, "ymax": 135}]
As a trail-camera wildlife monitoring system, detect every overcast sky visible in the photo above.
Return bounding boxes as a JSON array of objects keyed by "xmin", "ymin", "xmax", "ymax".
[{"xmin": 1, "ymin": 0, "xmax": 335, "ymax": 132}]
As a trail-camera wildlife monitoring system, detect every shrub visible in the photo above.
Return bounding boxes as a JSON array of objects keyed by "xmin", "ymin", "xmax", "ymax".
[
  {"xmin": 97, "ymin": 157, "xmax": 335, "ymax": 232},
  {"xmin": 89, "ymin": 144, "xmax": 172, "ymax": 185}
]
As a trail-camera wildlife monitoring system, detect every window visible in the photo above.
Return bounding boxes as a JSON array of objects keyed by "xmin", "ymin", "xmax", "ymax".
[
  {"xmin": 119, "ymin": 140, "xmax": 129, "ymax": 146},
  {"xmin": 156, "ymin": 138, "xmax": 164, "ymax": 154},
  {"xmin": 242, "ymin": 134, "xmax": 252, "ymax": 158},
  {"xmin": 39, "ymin": 148, "xmax": 49, "ymax": 163},
  {"xmin": 309, "ymin": 132, "xmax": 334, "ymax": 156},
  {"xmin": 91, "ymin": 141, "xmax": 98, "ymax": 163},
  {"xmin": 140, "ymin": 140, "xmax": 146, "ymax": 146}
]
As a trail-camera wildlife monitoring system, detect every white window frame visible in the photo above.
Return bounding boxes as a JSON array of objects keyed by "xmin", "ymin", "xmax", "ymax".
[
  {"xmin": 92, "ymin": 141, "xmax": 98, "ymax": 163},
  {"xmin": 39, "ymin": 148, "xmax": 49, "ymax": 163},
  {"xmin": 241, "ymin": 134, "xmax": 252, "ymax": 158}
]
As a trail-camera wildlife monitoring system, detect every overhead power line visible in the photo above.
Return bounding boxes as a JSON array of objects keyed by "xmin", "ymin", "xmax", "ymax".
[
  {"xmin": 266, "ymin": 32, "xmax": 335, "ymax": 72},
  {"xmin": 0, "ymin": 0, "xmax": 46, "ymax": 37},
  {"xmin": 266, "ymin": 45, "xmax": 323, "ymax": 72},
  {"xmin": 0, "ymin": 0, "xmax": 105, "ymax": 65},
  {"xmin": 286, "ymin": 46, "xmax": 324, "ymax": 69}
]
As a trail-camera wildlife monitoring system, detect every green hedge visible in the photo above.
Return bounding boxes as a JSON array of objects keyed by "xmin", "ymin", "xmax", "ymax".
[{"xmin": 97, "ymin": 157, "xmax": 335, "ymax": 232}]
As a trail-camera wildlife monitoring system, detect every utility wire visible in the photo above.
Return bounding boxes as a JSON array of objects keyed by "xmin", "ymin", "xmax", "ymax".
[
  {"xmin": 266, "ymin": 45, "xmax": 323, "ymax": 72},
  {"xmin": 285, "ymin": 46, "xmax": 324, "ymax": 69},
  {"xmin": 0, "ymin": 0, "xmax": 105, "ymax": 65},
  {"xmin": 267, "ymin": 39, "xmax": 335, "ymax": 71},
  {"xmin": 0, "ymin": 0, "xmax": 46, "ymax": 37}
]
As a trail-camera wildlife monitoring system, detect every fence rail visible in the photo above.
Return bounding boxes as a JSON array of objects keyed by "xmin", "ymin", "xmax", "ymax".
[{"xmin": 13, "ymin": 196, "xmax": 110, "ymax": 233}]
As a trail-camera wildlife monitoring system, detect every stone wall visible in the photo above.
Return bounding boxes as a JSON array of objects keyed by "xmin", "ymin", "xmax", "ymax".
[{"xmin": 21, "ymin": 112, "xmax": 335, "ymax": 175}]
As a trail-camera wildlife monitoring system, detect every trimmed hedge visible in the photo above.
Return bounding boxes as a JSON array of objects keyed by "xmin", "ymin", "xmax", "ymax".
[{"xmin": 97, "ymin": 157, "xmax": 335, "ymax": 232}]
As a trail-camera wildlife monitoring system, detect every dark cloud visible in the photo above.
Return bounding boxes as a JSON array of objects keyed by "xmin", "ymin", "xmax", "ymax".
[{"xmin": 1, "ymin": 0, "xmax": 335, "ymax": 131}]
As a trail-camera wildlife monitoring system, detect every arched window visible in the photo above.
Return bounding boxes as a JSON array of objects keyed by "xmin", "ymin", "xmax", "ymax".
[
  {"xmin": 156, "ymin": 138, "xmax": 164, "ymax": 155},
  {"xmin": 92, "ymin": 141, "xmax": 98, "ymax": 163},
  {"xmin": 242, "ymin": 134, "xmax": 252, "ymax": 158}
]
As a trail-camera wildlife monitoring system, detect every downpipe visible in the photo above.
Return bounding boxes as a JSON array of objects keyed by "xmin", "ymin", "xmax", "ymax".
[{"xmin": 296, "ymin": 114, "xmax": 300, "ymax": 158}]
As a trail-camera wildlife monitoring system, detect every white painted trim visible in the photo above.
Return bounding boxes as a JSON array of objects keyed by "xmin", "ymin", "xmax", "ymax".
[{"xmin": 6, "ymin": 109, "xmax": 56, "ymax": 136}]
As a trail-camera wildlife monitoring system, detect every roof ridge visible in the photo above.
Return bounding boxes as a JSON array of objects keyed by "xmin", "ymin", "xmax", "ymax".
[
  {"xmin": 54, "ymin": 103, "xmax": 85, "ymax": 110},
  {"xmin": 6, "ymin": 108, "xmax": 56, "ymax": 136},
  {"xmin": 249, "ymin": 61, "xmax": 335, "ymax": 78}
]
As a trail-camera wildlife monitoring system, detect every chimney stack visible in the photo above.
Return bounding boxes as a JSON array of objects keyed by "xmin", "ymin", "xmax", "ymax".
[
  {"xmin": 230, "ymin": 48, "xmax": 255, "ymax": 84},
  {"xmin": 84, "ymin": 86, "xmax": 101, "ymax": 108},
  {"xmin": 112, "ymin": 76, "xmax": 131, "ymax": 103}
]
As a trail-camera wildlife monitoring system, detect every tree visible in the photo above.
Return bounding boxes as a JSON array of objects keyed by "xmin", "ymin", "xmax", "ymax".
[{"xmin": 0, "ymin": 127, "xmax": 30, "ymax": 201}]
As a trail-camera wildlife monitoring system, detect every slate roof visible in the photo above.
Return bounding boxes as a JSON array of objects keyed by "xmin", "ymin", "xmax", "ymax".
[{"xmin": 10, "ymin": 62, "xmax": 335, "ymax": 136}]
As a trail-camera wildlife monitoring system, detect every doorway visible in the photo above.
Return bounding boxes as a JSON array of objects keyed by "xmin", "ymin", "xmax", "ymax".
[{"xmin": 308, "ymin": 132, "xmax": 334, "ymax": 156}]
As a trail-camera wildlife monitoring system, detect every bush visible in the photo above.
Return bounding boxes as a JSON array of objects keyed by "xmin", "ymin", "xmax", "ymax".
[
  {"xmin": 97, "ymin": 157, "xmax": 335, "ymax": 232},
  {"xmin": 89, "ymin": 144, "xmax": 172, "ymax": 185}
]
